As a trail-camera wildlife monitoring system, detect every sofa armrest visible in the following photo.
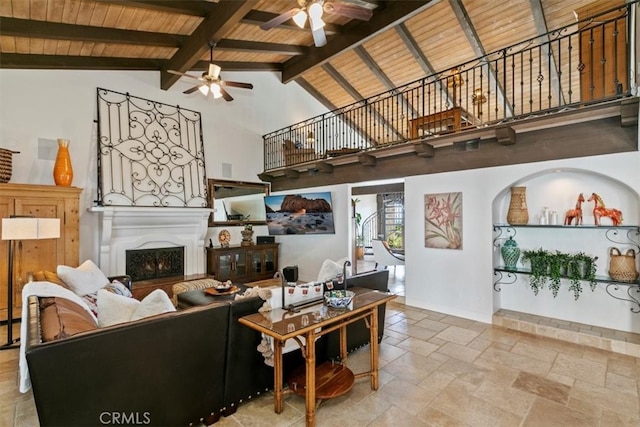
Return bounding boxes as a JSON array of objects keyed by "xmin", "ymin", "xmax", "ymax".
[{"xmin": 26, "ymin": 300, "xmax": 229, "ymax": 427}]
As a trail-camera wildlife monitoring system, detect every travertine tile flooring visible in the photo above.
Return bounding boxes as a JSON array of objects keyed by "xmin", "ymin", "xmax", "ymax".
[{"xmin": 3, "ymin": 299, "xmax": 640, "ymax": 426}]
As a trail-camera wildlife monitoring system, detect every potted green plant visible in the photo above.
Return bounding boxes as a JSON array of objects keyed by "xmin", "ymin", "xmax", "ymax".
[
  {"xmin": 548, "ymin": 251, "xmax": 569, "ymax": 298},
  {"xmin": 574, "ymin": 252, "xmax": 598, "ymax": 292},
  {"xmin": 522, "ymin": 248, "xmax": 550, "ymax": 295}
]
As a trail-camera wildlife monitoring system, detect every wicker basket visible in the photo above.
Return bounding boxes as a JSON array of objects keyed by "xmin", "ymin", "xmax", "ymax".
[
  {"xmin": 608, "ymin": 248, "xmax": 639, "ymax": 282},
  {"xmin": 0, "ymin": 148, "xmax": 18, "ymax": 183}
]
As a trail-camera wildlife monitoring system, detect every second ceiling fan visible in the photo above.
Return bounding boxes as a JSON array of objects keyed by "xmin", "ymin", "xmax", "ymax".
[
  {"xmin": 261, "ymin": 0, "xmax": 374, "ymax": 47},
  {"xmin": 168, "ymin": 42, "xmax": 253, "ymax": 102}
]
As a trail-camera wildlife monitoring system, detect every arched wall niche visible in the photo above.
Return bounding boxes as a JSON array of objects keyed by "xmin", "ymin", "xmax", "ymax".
[
  {"xmin": 492, "ymin": 168, "xmax": 640, "ymax": 226},
  {"xmin": 490, "ymin": 168, "xmax": 640, "ymax": 334}
]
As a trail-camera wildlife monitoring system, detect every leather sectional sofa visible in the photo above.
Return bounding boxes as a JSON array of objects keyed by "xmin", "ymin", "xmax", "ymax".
[{"xmin": 24, "ymin": 269, "xmax": 391, "ymax": 426}]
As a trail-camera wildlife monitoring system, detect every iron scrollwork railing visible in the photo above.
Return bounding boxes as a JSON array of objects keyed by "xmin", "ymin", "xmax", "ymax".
[
  {"xmin": 262, "ymin": 3, "xmax": 632, "ymax": 171},
  {"xmin": 96, "ymin": 88, "xmax": 207, "ymax": 207}
]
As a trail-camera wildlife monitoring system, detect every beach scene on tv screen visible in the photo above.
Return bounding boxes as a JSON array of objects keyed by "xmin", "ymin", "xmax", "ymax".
[{"xmin": 264, "ymin": 192, "xmax": 335, "ymax": 235}]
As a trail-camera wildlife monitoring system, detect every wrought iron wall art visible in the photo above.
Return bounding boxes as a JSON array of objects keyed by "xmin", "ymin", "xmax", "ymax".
[{"xmin": 96, "ymin": 88, "xmax": 207, "ymax": 207}]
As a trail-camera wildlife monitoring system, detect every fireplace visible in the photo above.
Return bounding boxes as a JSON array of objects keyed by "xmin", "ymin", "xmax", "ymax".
[
  {"xmin": 89, "ymin": 206, "xmax": 213, "ymax": 277},
  {"xmin": 126, "ymin": 246, "xmax": 185, "ymax": 281}
]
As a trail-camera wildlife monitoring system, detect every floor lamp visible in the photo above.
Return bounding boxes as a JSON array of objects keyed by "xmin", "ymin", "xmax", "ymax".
[{"xmin": 1, "ymin": 216, "xmax": 60, "ymax": 349}]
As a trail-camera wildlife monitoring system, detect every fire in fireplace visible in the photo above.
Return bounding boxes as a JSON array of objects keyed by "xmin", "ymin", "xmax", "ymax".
[{"xmin": 125, "ymin": 246, "xmax": 185, "ymax": 282}]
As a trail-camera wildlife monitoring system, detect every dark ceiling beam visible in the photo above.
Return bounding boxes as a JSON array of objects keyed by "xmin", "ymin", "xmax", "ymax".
[
  {"xmin": 281, "ymin": 0, "xmax": 432, "ymax": 83},
  {"xmin": 161, "ymin": 0, "xmax": 258, "ymax": 90},
  {"xmin": 0, "ymin": 17, "xmax": 185, "ymax": 47},
  {"xmin": 529, "ymin": 0, "xmax": 564, "ymax": 104},
  {"xmin": 216, "ymin": 39, "xmax": 307, "ymax": 56},
  {"xmin": 322, "ymin": 63, "xmax": 404, "ymax": 143},
  {"xmin": 448, "ymin": 0, "xmax": 512, "ymax": 117},
  {"xmin": 395, "ymin": 22, "xmax": 452, "ymax": 107},
  {"xmin": 194, "ymin": 61, "xmax": 281, "ymax": 72},
  {"xmin": 0, "ymin": 53, "xmax": 163, "ymax": 70},
  {"xmin": 92, "ymin": 0, "xmax": 217, "ymax": 16},
  {"xmin": 241, "ymin": 10, "xmax": 340, "ymax": 34},
  {"xmin": 354, "ymin": 46, "xmax": 418, "ymax": 118}
]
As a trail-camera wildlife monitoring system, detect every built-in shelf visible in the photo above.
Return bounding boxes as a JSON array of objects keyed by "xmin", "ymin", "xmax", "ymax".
[{"xmin": 493, "ymin": 223, "xmax": 640, "ymax": 312}]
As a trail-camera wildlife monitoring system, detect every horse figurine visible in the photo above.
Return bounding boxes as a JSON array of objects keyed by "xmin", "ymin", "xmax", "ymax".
[
  {"xmin": 564, "ymin": 193, "xmax": 585, "ymax": 225},
  {"xmin": 587, "ymin": 192, "xmax": 623, "ymax": 226}
]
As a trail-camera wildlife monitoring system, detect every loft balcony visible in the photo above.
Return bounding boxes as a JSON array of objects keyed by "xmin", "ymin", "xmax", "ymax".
[{"xmin": 260, "ymin": 4, "xmax": 638, "ymax": 191}]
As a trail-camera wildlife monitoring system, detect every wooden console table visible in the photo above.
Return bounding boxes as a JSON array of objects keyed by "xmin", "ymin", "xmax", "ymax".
[{"xmin": 239, "ymin": 288, "xmax": 395, "ymax": 426}]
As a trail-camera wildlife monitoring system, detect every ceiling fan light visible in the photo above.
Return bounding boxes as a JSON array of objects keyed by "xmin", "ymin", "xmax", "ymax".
[
  {"xmin": 293, "ymin": 9, "xmax": 307, "ymax": 28},
  {"xmin": 199, "ymin": 84, "xmax": 210, "ymax": 96},
  {"xmin": 211, "ymin": 83, "xmax": 222, "ymax": 99},
  {"xmin": 308, "ymin": 2, "xmax": 323, "ymax": 20}
]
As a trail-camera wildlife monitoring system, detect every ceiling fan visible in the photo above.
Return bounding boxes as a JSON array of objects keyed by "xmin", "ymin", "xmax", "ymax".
[
  {"xmin": 168, "ymin": 42, "xmax": 253, "ymax": 102},
  {"xmin": 260, "ymin": 0, "xmax": 374, "ymax": 47}
]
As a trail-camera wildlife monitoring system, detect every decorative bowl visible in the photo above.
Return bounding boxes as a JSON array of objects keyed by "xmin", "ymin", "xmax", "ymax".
[
  {"xmin": 213, "ymin": 281, "xmax": 233, "ymax": 292},
  {"xmin": 324, "ymin": 290, "xmax": 355, "ymax": 308}
]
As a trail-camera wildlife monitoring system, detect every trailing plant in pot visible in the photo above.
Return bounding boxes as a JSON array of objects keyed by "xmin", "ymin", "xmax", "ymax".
[
  {"xmin": 548, "ymin": 251, "xmax": 570, "ymax": 298},
  {"xmin": 567, "ymin": 252, "xmax": 598, "ymax": 300},
  {"xmin": 522, "ymin": 248, "xmax": 550, "ymax": 295}
]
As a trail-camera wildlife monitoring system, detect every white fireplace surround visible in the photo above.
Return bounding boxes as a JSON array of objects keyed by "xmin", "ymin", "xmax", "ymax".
[{"xmin": 89, "ymin": 206, "xmax": 213, "ymax": 277}]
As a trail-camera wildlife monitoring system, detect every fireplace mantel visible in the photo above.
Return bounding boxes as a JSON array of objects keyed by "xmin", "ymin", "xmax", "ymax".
[{"xmin": 89, "ymin": 206, "xmax": 213, "ymax": 277}]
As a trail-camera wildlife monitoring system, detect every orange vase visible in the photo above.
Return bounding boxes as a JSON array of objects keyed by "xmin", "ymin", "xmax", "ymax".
[{"xmin": 53, "ymin": 139, "xmax": 73, "ymax": 186}]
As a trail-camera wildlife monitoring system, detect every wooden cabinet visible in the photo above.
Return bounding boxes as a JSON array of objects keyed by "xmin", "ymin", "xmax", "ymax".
[
  {"xmin": 0, "ymin": 184, "xmax": 81, "ymax": 321},
  {"xmin": 207, "ymin": 243, "xmax": 279, "ymax": 283}
]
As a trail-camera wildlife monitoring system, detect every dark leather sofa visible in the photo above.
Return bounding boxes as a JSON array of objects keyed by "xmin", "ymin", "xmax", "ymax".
[{"xmin": 24, "ymin": 269, "xmax": 391, "ymax": 426}]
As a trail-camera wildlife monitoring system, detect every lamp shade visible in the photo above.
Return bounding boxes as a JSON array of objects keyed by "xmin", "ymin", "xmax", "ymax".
[{"xmin": 1, "ymin": 217, "xmax": 60, "ymax": 241}]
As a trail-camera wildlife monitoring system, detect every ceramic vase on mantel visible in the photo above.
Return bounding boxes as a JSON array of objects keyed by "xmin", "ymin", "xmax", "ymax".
[
  {"xmin": 501, "ymin": 236, "xmax": 521, "ymax": 270},
  {"xmin": 53, "ymin": 139, "xmax": 73, "ymax": 186},
  {"xmin": 506, "ymin": 186, "xmax": 529, "ymax": 225},
  {"xmin": 240, "ymin": 229, "xmax": 254, "ymax": 247}
]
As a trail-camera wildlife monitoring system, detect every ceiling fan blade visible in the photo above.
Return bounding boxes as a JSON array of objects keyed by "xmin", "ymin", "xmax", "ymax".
[
  {"xmin": 311, "ymin": 27, "xmax": 327, "ymax": 47},
  {"xmin": 220, "ymin": 87, "xmax": 234, "ymax": 102},
  {"xmin": 208, "ymin": 63, "xmax": 221, "ymax": 79},
  {"xmin": 324, "ymin": 2, "xmax": 373, "ymax": 21},
  {"xmin": 260, "ymin": 8, "xmax": 299, "ymax": 30},
  {"xmin": 168, "ymin": 70, "xmax": 204, "ymax": 82},
  {"xmin": 222, "ymin": 81, "xmax": 254, "ymax": 90},
  {"xmin": 183, "ymin": 86, "xmax": 201, "ymax": 95}
]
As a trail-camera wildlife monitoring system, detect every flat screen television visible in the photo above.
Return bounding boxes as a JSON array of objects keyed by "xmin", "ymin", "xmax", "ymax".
[{"xmin": 264, "ymin": 192, "xmax": 335, "ymax": 235}]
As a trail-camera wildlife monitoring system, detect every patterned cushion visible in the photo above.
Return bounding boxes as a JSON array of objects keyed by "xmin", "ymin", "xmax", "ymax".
[{"xmin": 81, "ymin": 280, "xmax": 133, "ymax": 317}]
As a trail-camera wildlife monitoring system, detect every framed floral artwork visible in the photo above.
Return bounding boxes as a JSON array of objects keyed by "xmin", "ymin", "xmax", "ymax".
[{"xmin": 425, "ymin": 192, "xmax": 462, "ymax": 249}]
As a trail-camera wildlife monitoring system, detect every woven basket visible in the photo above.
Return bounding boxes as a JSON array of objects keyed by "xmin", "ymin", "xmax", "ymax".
[
  {"xmin": 608, "ymin": 248, "xmax": 639, "ymax": 282},
  {"xmin": 0, "ymin": 148, "xmax": 18, "ymax": 183}
]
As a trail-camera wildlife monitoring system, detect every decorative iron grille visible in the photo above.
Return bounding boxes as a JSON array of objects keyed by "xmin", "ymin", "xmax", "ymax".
[
  {"xmin": 125, "ymin": 246, "xmax": 185, "ymax": 281},
  {"xmin": 96, "ymin": 88, "xmax": 207, "ymax": 207}
]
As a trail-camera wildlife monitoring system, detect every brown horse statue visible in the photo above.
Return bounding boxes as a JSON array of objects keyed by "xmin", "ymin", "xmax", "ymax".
[
  {"xmin": 587, "ymin": 192, "xmax": 623, "ymax": 226},
  {"xmin": 564, "ymin": 193, "xmax": 585, "ymax": 225}
]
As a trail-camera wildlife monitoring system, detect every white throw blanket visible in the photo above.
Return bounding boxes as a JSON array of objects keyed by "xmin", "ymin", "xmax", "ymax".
[{"xmin": 19, "ymin": 281, "xmax": 96, "ymax": 393}]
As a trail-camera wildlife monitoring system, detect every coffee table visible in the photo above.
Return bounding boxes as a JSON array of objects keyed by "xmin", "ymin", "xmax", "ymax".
[{"xmin": 238, "ymin": 287, "xmax": 395, "ymax": 426}]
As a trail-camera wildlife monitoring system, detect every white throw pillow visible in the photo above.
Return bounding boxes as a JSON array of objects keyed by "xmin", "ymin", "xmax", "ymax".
[
  {"xmin": 317, "ymin": 257, "xmax": 351, "ymax": 282},
  {"xmin": 57, "ymin": 260, "xmax": 110, "ymax": 296},
  {"xmin": 97, "ymin": 289, "xmax": 176, "ymax": 327},
  {"xmin": 97, "ymin": 289, "xmax": 140, "ymax": 327},
  {"xmin": 131, "ymin": 289, "xmax": 176, "ymax": 321}
]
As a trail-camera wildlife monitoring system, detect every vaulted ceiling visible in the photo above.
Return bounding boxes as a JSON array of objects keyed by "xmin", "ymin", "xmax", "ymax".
[{"xmin": 0, "ymin": 0, "xmax": 622, "ymax": 116}]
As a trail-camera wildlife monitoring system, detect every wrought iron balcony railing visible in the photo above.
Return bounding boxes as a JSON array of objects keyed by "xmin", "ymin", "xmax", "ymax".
[{"xmin": 263, "ymin": 3, "xmax": 632, "ymax": 172}]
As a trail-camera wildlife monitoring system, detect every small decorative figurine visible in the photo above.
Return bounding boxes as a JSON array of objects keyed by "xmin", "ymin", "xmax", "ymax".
[
  {"xmin": 587, "ymin": 193, "xmax": 623, "ymax": 226},
  {"xmin": 564, "ymin": 193, "xmax": 585, "ymax": 226}
]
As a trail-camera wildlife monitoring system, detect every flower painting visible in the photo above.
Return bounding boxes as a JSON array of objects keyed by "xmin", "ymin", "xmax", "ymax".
[{"xmin": 425, "ymin": 192, "xmax": 462, "ymax": 249}]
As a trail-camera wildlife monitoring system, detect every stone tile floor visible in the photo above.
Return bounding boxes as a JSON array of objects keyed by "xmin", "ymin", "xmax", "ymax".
[{"xmin": 3, "ymin": 297, "xmax": 640, "ymax": 426}]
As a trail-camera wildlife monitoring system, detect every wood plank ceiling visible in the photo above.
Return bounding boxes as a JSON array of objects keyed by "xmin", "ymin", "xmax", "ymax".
[{"xmin": 0, "ymin": 0, "xmax": 618, "ymax": 125}]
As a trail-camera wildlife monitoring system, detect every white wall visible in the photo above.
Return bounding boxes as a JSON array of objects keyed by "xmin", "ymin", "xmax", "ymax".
[
  {"xmin": 0, "ymin": 69, "xmax": 329, "ymax": 263},
  {"xmin": 404, "ymin": 152, "xmax": 640, "ymax": 332}
]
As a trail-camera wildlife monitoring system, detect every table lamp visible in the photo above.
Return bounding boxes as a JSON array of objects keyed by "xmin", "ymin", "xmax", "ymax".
[{"xmin": 1, "ymin": 216, "xmax": 60, "ymax": 349}]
